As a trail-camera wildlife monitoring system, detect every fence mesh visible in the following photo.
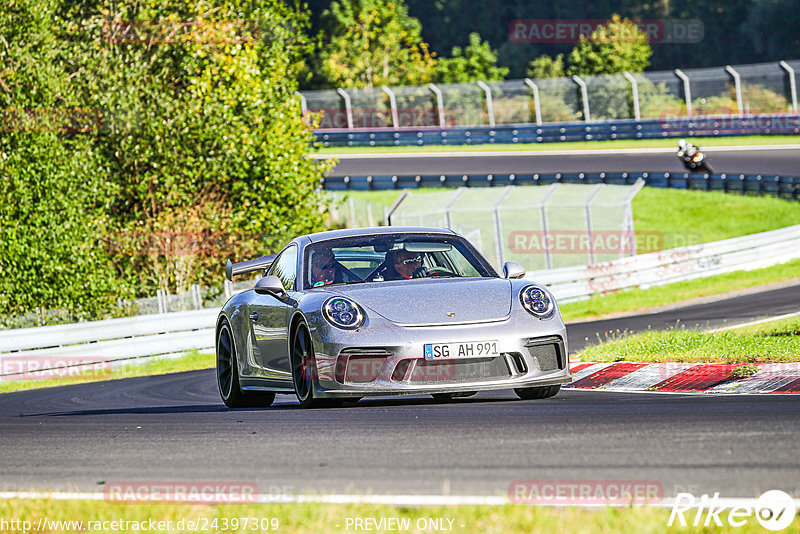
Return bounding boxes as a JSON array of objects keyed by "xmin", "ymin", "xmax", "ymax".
[
  {"xmin": 389, "ymin": 183, "xmax": 642, "ymax": 272},
  {"xmin": 302, "ymin": 60, "xmax": 798, "ymax": 129}
]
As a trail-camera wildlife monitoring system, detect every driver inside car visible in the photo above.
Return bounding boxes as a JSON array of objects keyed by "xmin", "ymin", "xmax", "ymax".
[
  {"xmin": 382, "ymin": 249, "xmax": 424, "ymax": 280},
  {"xmin": 310, "ymin": 247, "xmax": 347, "ymax": 287}
]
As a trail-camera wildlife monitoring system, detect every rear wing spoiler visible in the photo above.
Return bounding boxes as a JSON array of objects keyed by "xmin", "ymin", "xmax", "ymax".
[{"xmin": 225, "ymin": 254, "xmax": 277, "ymax": 281}]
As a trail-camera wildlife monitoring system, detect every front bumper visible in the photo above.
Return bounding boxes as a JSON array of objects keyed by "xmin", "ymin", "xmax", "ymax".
[{"xmin": 307, "ymin": 311, "xmax": 571, "ymax": 398}]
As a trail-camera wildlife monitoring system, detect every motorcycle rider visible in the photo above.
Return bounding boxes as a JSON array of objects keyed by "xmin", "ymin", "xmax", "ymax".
[
  {"xmin": 676, "ymin": 138, "xmax": 713, "ymax": 173},
  {"xmin": 676, "ymin": 138, "xmax": 698, "ymax": 161}
]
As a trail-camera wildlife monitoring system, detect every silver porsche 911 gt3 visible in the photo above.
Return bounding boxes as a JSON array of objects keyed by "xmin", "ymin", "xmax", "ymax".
[{"xmin": 216, "ymin": 226, "xmax": 570, "ymax": 408}]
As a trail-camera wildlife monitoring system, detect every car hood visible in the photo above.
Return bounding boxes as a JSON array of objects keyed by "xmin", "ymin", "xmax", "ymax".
[{"xmin": 324, "ymin": 278, "xmax": 512, "ymax": 326}]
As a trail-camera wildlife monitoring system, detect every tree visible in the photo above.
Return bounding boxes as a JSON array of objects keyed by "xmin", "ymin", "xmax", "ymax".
[
  {"xmin": 566, "ymin": 14, "xmax": 652, "ymax": 76},
  {"xmin": 527, "ymin": 54, "xmax": 566, "ymax": 79},
  {"xmin": 315, "ymin": 0, "xmax": 437, "ymax": 88},
  {"xmin": 82, "ymin": 1, "xmax": 331, "ymax": 295},
  {"xmin": 435, "ymin": 32, "xmax": 508, "ymax": 83},
  {"xmin": 0, "ymin": 0, "xmax": 122, "ymax": 323},
  {"xmin": 0, "ymin": 0, "xmax": 331, "ymax": 320}
]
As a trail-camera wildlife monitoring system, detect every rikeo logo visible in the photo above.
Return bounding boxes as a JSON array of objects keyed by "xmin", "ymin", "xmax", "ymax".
[{"xmin": 669, "ymin": 490, "xmax": 796, "ymax": 530}]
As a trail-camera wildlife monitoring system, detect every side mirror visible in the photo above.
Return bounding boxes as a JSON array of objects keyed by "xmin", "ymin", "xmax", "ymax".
[
  {"xmin": 254, "ymin": 275, "xmax": 287, "ymax": 297},
  {"xmin": 503, "ymin": 261, "xmax": 526, "ymax": 280}
]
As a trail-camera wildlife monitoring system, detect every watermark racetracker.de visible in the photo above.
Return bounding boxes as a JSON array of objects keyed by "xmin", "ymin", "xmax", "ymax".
[
  {"xmin": 103, "ymin": 481, "xmax": 291, "ymax": 504},
  {"xmin": 509, "ymin": 480, "xmax": 664, "ymax": 506},
  {"xmin": 509, "ymin": 19, "xmax": 704, "ymax": 44},
  {"xmin": 0, "ymin": 355, "xmax": 111, "ymax": 381},
  {"xmin": 102, "ymin": 19, "xmax": 259, "ymax": 45}
]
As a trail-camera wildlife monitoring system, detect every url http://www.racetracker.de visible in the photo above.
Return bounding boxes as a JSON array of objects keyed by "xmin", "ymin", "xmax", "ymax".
[{"xmin": 0, "ymin": 516, "xmax": 281, "ymax": 533}]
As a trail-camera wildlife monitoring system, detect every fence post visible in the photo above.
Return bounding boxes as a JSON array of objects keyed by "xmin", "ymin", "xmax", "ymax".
[
  {"xmin": 385, "ymin": 190, "xmax": 409, "ymax": 225},
  {"xmin": 156, "ymin": 289, "xmax": 167, "ymax": 314},
  {"xmin": 295, "ymin": 91, "xmax": 307, "ymax": 116},
  {"xmin": 622, "ymin": 72, "xmax": 641, "ymax": 121},
  {"xmin": 725, "ymin": 65, "xmax": 744, "ymax": 115},
  {"xmin": 674, "ymin": 69, "xmax": 693, "ymax": 117},
  {"xmin": 476, "ymin": 81, "xmax": 495, "ymax": 127},
  {"xmin": 428, "ymin": 83, "xmax": 446, "ymax": 127},
  {"xmin": 583, "ymin": 184, "xmax": 605, "ymax": 265},
  {"xmin": 191, "ymin": 284, "xmax": 202, "ymax": 309},
  {"xmin": 381, "ymin": 85, "xmax": 400, "ymax": 128},
  {"xmin": 523, "ymin": 78, "xmax": 543, "ymax": 125},
  {"xmin": 337, "ymin": 88, "xmax": 354, "ymax": 129},
  {"xmin": 540, "ymin": 184, "xmax": 560, "ymax": 270},
  {"xmin": 492, "ymin": 187, "xmax": 514, "ymax": 268},
  {"xmin": 780, "ymin": 60, "xmax": 798, "ymax": 113},
  {"xmin": 444, "ymin": 188, "xmax": 466, "ymax": 229},
  {"xmin": 572, "ymin": 75, "xmax": 591, "ymax": 122}
]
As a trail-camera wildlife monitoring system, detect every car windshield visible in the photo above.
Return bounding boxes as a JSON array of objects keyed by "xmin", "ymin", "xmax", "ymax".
[{"xmin": 303, "ymin": 233, "xmax": 497, "ymax": 289}]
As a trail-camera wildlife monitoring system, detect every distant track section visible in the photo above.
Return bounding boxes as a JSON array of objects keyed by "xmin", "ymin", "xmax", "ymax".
[
  {"xmin": 322, "ymin": 171, "xmax": 800, "ymax": 200},
  {"xmin": 315, "ymin": 115, "xmax": 800, "ymax": 148}
]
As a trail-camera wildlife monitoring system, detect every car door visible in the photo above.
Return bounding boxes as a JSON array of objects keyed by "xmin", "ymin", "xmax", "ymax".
[{"xmin": 250, "ymin": 245, "xmax": 297, "ymax": 385}]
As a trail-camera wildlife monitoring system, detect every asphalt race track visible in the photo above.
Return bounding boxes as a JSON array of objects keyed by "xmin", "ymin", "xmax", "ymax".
[
  {"xmin": 566, "ymin": 282, "xmax": 800, "ymax": 352},
  {"xmin": 2, "ymin": 284, "xmax": 799, "ymax": 499},
  {"xmin": 324, "ymin": 145, "xmax": 800, "ymax": 177}
]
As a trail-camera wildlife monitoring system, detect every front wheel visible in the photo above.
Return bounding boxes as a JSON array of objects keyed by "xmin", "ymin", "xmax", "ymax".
[
  {"xmin": 514, "ymin": 385, "xmax": 561, "ymax": 400},
  {"xmin": 292, "ymin": 322, "xmax": 335, "ymax": 408},
  {"xmin": 217, "ymin": 320, "xmax": 275, "ymax": 408}
]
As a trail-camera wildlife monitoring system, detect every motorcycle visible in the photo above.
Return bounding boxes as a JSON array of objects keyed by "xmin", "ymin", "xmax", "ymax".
[{"xmin": 676, "ymin": 139, "xmax": 714, "ymax": 173}]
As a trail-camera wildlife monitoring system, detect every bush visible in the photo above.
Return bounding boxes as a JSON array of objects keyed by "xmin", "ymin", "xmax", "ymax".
[{"xmin": 0, "ymin": 0, "xmax": 331, "ymax": 319}]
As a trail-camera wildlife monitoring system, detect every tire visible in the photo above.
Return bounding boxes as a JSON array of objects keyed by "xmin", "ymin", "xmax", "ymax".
[
  {"xmin": 514, "ymin": 385, "xmax": 561, "ymax": 400},
  {"xmin": 291, "ymin": 322, "xmax": 334, "ymax": 409},
  {"xmin": 217, "ymin": 319, "xmax": 275, "ymax": 408},
  {"xmin": 431, "ymin": 391, "xmax": 477, "ymax": 401}
]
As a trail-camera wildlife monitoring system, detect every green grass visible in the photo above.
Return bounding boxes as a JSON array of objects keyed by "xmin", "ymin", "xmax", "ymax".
[
  {"xmin": 316, "ymin": 134, "xmax": 800, "ymax": 155},
  {"xmin": 731, "ymin": 314, "xmax": 800, "ymax": 335},
  {"xmin": 1, "ymin": 499, "xmax": 796, "ymax": 533},
  {"xmin": 632, "ymin": 188, "xmax": 800, "ymax": 249},
  {"xmin": 0, "ymin": 351, "xmax": 214, "ymax": 394},
  {"xmin": 577, "ymin": 316, "xmax": 800, "ymax": 363},
  {"xmin": 560, "ymin": 258, "xmax": 800, "ymax": 322}
]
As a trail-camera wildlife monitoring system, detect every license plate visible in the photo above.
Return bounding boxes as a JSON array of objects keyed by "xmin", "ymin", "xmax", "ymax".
[{"xmin": 424, "ymin": 341, "xmax": 499, "ymax": 361}]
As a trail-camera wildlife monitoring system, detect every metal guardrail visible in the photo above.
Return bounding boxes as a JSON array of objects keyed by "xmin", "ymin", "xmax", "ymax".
[
  {"xmin": 314, "ymin": 114, "xmax": 800, "ymax": 148},
  {"xmin": 1, "ymin": 225, "xmax": 798, "ymax": 375},
  {"xmin": 0, "ymin": 310, "xmax": 218, "ymax": 377},
  {"xmin": 323, "ymin": 171, "xmax": 800, "ymax": 201},
  {"xmin": 527, "ymin": 225, "xmax": 800, "ymax": 303}
]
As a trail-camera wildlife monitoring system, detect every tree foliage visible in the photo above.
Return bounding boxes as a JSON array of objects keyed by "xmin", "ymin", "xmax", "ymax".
[
  {"xmin": 435, "ymin": 32, "xmax": 508, "ymax": 83},
  {"xmin": 0, "ymin": 0, "xmax": 121, "ymax": 320},
  {"xmin": 567, "ymin": 14, "xmax": 652, "ymax": 76},
  {"xmin": 0, "ymin": 0, "xmax": 329, "ymax": 320},
  {"xmin": 315, "ymin": 0, "xmax": 437, "ymax": 88},
  {"xmin": 527, "ymin": 53, "xmax": 566, "ymax": 79}
]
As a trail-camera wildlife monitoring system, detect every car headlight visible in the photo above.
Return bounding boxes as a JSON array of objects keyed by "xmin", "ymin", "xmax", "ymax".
[
  {"xmin": 520, "ymin": 284, "xmax": 555, "ymax": 319},
  {"xmin": 322, "ymin": 296, "xmax": 365, "ymax": 330}
]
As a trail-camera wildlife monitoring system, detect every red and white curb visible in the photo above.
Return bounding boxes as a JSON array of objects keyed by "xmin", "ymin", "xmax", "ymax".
[{"xmin": 565, "ymin": 362, "xmax": 800, "ymax": 393}]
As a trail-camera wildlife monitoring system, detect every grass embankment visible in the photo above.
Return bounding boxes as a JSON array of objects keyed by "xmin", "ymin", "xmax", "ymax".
[
  {"xmin": 578, "ymin": 316, "xmax": 800, "ymax": 364},
  {"xmin": 347, "ymin": 183, "xmax": 800, "ymax": 251},
  {"xmin": 316, "ymin": 134, "xmax": 800, "ymax": 155},
  {"xmin": 559, "ymin": 258, "xmax": 800, "ymax": 322},
  {"xmin": 2, "ymin": 499, "xmax": 796, "ymax": 534},
  {"xmin": 0, "ymin": 351, "xmax": 213, "ymax": 394}
]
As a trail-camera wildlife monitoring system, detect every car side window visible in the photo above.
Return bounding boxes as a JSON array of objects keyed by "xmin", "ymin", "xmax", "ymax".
[{"xmin": 268, "ymin": 245, "xmax": 298, "ymax": 291}]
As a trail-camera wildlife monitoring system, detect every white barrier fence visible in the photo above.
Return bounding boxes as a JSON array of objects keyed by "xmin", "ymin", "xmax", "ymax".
[
  {"xmin": 527, "ymin": 224, "xmax": 800, "ymax": 302},
  {"xmin": 1, "ymin": 225, "xmax": 799, "ymax": 378},
  {"xmin": 0, "ymin": 310, "xmax": 217, "ymax": 378}
]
